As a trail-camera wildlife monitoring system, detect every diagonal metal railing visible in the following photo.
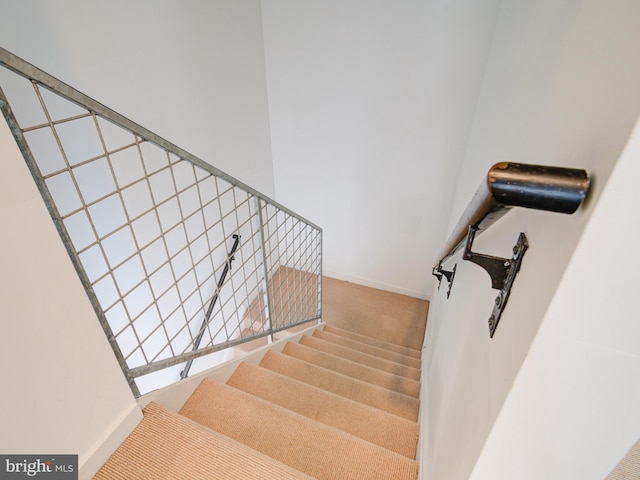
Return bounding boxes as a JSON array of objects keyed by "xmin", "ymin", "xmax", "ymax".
[{"xmin": 0, "ymin": 48, "xmax": 322, "ymax": 397}]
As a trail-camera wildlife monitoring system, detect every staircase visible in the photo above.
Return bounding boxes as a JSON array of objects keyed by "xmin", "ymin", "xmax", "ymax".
[{"xmin": 93, "ymin": 279, "xmax": 427, "ymax": 479}]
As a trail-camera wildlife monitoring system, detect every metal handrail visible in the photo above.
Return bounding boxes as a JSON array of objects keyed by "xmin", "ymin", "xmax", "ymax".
[
  {"xmin": 435, "ymin": 162, "xmax": 591, "ymax": 267},
  {"xmin": 180, "ymin": 234, "xmax": 241, "ymax": 380}
]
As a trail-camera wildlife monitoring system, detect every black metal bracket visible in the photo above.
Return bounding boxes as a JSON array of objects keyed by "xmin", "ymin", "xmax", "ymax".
[
  {"xmin": 463, "ymin": 226, "xmax": 528, "ymax": 338},
  {"xmin": 432, "ymin": 263, "xmax": 456, "ymax": 299}
]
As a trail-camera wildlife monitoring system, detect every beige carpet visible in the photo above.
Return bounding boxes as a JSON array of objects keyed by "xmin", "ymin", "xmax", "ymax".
[
  {"xmin": 179, "ymin": 378, "xmax": 418, "ymax": 480},
  {"xmin": 299, "ymin": 334, "xmax": 422, "ymax": 380},
  {"xmin": 321, "ymin": 276, "xmax": 429, "ymax": 350},
  {"xmin": 606, "ymin": 438, "xmax": 640, "ymax": 479},
  {"xmin": 323, "ymin": 324, "xmax": 422, "ymax": 359},
  {"xmin": 94, "ymin": 276, "xmax": 428, "ymax": 479},
  {"xmin": 227, "ymin": 362, "xmax": 419, "ymax": 457},
  {"xmin": 312, "ymin": 329, "xmax": 422, "ymax": 368},
  {"xmin": 282, "ymin": 341, "xmax": 421, "ymax": 397},
  {"xmin": 259, "ymin": 349, "xmax": 421, "ymax": 421},
  {"xmin": 93, "ymin": 403, "xmax": 313, "ymax": 480}
]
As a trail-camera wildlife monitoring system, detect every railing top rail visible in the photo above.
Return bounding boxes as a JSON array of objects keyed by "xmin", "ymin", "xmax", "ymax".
[
  {"xmin": 436, "ymin": 162, "xmax": 590, "ymax": 266},
  {"xmin": 0, "ymin": 46, "xmax": 321, "ymax": 232}
]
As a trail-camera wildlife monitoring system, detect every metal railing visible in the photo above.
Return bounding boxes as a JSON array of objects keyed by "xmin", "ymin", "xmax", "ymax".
[
  {"xmin": 433, "ymin": 162, "xmax": 590, "ymax": 337},
  {"xmin": 180, "ymin": 233, "xmax": 241, "ymax": 380},
  {"xmin": 0, "ymin": 48, "xmax": 322, "ymax": 397},
  {"xmin": 435, "ymin": 162, "xmax": 591, "ymax": 266}
]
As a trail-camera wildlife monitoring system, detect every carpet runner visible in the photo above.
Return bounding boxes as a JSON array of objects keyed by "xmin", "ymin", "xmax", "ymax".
[{"xmin": 94, "ymin": 280, "xmax": 428, "ymax": 479}]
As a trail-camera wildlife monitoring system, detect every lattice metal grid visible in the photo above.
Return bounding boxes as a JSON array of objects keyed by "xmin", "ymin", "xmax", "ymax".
[
  {"xmin": 0, "ymin": 48, "xmax": 322, "ymax": 396},
  {"xmin": 261, "ymin": 203, "xmax": 322, "ymax": 329}
]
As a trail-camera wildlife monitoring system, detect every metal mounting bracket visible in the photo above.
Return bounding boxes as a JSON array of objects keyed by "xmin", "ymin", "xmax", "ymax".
[
  {"xmin": 432, "ymin": 263, "xmax": 457, "ymax": 299},
  {"xmin": 463, "ymin": 226, "xmax": 528, "ymax": 338}
]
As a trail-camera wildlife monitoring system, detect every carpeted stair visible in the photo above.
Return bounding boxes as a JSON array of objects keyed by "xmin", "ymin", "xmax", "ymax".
[
  {"xmin": 94, "ymin": 290, "xmax": 427, "ymax": 480},
  {"xmin": 280, "ymin": 341, "xmax": 421, "ymax": 397},
  {"xmin": 259, "ymin": 349, "xmax": 420, "ymax": 421},
  {"xmin": 92, "ymin": 402, "xmax": 313, "ymax": 480}
]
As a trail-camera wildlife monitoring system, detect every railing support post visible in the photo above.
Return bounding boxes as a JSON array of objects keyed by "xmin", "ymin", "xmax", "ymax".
[{"xmin": 256, "ymin": 197, "xmax": 274, "ymax": 343}]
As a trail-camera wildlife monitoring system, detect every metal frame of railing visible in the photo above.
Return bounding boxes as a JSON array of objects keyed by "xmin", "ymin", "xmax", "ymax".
[
  {"xmin": 0, "ymin": 47, "xmax": 322, "ymax": 397},
  {"xmin": 433, "ymin": 162, "xmax": 590, "ymax": 336}
]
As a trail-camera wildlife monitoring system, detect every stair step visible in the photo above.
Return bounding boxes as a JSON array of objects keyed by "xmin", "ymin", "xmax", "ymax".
[
  {"xmin": 313, "ymin": 329, "xmax": 421, "ymax": 369},
  {"xmin": 260, "ymin": 350, "xmax": 420, "ymax": 421},
  {"xmin": 228, "ymin": 362, "xmax": 419, "ymax": 458},
  {"xmin": 93, "ymin": 402, "xmax": 313, "ymax": 480},
  {"xmin": 300, "ymin": 334, "xmax": 421, "ymax": 381},
  {"xmin": 282, "ymin": 341, "xmax": 421, "ymax": 398},
  {"xmin": 321, "ymin": 277, "xmax": 428, "ymax": 349},
  {"xmin": 180, "ymin": 378, "xmax": 419, "ymax": 480},
  {"xmin": 323, "ymin": 325, "xmax": 422, "ymax": 359}
]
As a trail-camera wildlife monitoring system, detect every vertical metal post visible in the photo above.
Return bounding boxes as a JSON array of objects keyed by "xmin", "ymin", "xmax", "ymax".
[
  {"xmin": 317, "ymin": 229, "xmax": 323, "ymax": 324},
  {"xmin": 255, "ymin": 197, "xmax": 274, "ymax": 342}
]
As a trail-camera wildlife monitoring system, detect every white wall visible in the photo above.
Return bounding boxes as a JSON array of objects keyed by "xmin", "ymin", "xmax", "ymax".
[
  {"xmin": 470, "ymin": 117, "xmax": 640, "ymax": 479},
  {"xmin": 423, "ymin": 1, "xmax": 640, "ymax": 479},
  {"xmin": 261, "ymin": 0, "xmax": 501, "ymax": 298},
  {"xmin": 0, "ymin": 0, "xmax": 275, "ymax": 197}
]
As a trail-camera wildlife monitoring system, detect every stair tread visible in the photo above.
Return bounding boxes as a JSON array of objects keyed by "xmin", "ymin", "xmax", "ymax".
[
  {"xmin": 323, "ymin": 325, "xmax": 422, "ymax": 359},
  {"xmin": 180, "ymin": 378, "xmax": 418, "ymax": 480},
  {"xmin": 228, "ymin": 362, "xmax": 419, "ymax": 458},
  {"xmin": 93, "ymin": 402, "xmax": 313, "ymax": 480},
  {"xmin": 260, "ymin": 350, "xmax": 420, "ymax": 421},
  {"xmin": 314, "ymin": 329, "xmax": 421, "ymax": 368},
  {"xmin": 283, "ymin": 341, "xmax": 421, "ymax": 398},
  {"xmin": 300, "ymin": 334, "xmax": 421, "ymax": 380}
]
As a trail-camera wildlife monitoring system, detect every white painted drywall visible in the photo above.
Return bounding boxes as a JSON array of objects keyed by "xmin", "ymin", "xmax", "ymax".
[
  {"xmin": 261, "ymin": 0, "xmax": 501, "ymax": 298},
  {"xmin": 422, "ymin": 1, "xmax": 640, "ymax": 479},
  {"xmin": 470, "ymin": 118, "xmax": 640, "ymax": 480},
  {"xmin": 0, "ymin": 0, "xmax": 275, "ymax": 197}
]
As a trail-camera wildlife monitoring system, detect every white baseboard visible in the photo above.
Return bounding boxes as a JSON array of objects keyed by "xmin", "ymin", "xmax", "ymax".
[{"xmin": 323, "ymin": 270, "xmax": 431, "ymax": 301}]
